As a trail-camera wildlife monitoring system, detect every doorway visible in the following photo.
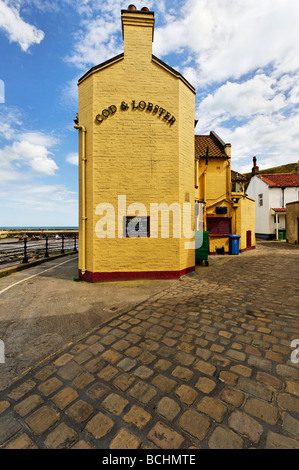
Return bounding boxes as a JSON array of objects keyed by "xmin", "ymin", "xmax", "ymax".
[{"xmin": 246, "ymin": 230, "xmax": 252, "ymax": 249}]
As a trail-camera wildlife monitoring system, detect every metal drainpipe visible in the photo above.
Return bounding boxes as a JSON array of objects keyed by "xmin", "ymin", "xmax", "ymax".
[
  {"xmin": 227, "ymin": 159, "xmax": 231, "ymax": 198},
  {"xmin": 74, "ymin": 124, "xmax": 87, "ymax": 275}
]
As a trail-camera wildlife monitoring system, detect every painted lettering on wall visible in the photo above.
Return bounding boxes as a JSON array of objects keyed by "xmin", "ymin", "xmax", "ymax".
[{"xmin": 95, "ymin": 100, "xmax": 176, "ymax": 126}]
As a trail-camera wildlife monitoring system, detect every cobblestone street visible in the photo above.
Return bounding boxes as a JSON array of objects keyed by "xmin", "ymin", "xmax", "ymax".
[{"xmin": 0, "ymin": 241, "xmax": 298, "ymax": 449}]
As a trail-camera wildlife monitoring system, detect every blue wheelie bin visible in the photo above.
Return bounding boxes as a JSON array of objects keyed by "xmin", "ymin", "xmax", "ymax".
[{"xmin": 229, "ymin": 235, "xmax": 241, "ymax": 255}]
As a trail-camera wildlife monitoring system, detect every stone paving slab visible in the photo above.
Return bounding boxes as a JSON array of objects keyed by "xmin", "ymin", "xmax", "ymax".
[{"xmin": 0, "ymin": 242, "xmax": 298, "ymax": 449}]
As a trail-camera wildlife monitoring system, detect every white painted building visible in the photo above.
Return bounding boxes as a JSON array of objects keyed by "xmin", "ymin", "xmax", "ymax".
[{"xmin": 246, "ymin": 161, "xmax": 299, "ymax": 239}]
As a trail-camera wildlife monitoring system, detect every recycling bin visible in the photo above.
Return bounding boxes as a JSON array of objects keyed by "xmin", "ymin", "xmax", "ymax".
[
  {"xmin": 278, "ymin": 229, "xmax": 286, "ymax": 240},
  {"xmin": 195, "ymin": 231, "xmax": 210, "ymax": 266},
  {"xmin": 229, "ymin": 235, "xmax": 241, "ymax": 255}
]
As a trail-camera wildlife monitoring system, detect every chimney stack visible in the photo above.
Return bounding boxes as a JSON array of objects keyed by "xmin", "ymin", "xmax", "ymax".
[
  {"xmin": 252, "ymin": 156, "xmax": 259, "ymax": 176},
  {"xmin": 121, "ymin": 5, "xmax": 155, "ymax": 63}
]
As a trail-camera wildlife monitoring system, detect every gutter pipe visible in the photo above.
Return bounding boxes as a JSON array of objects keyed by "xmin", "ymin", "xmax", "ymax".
[{"xmin": 74, "ymin": 124, "xmax": 87, "ymax": 275}]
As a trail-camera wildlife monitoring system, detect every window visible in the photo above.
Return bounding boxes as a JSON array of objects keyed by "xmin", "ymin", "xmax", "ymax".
[
  {"xmin": 125, "ymin": 216, "xmax": 150, "ymax": 238},
  {"xmin": 258, "ymin": 193, "xmax": 263, "ymax": 207},
  {"xmin": 274, "ymin": 216, "xmax": 279, "ymax": 223}
]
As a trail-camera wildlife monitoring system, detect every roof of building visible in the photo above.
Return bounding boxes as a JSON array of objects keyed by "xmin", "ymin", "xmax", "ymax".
[
  {"xmin": 195, "ymin": 131, "xmax": 229, "ymax": 159},
  {"xmin": 231, "ymin": 170, "xmax": 247, "ymax": 182},
  {"xmin": 78, "ymin": 53, "xmax": 124, "ymax": 84},
  {"xmin": 78, "ymin": 53, "xmax": 195, "ymax": 92},
  {"xmin": 259, "ymin": 173, "xmax": 299, "ymax": 188},
  {"xmin": 152, "ymin": 56, "xmax": 195, "ymax": 93},
  {"xmin": 272, "ymin": 208, "xmax": 286, "ymax": 212}
]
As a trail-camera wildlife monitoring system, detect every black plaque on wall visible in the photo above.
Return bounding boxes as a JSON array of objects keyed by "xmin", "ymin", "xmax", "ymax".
[
  {"xmin": 125, "ymin": 216, "xmax": 150, "ymax": 238},
  {"xmin": 216, "ymin": 206, "xmax": 228, "ymax": 214}
]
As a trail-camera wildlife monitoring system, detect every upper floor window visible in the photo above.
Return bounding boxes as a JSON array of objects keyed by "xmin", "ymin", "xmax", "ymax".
[{"xmin": 258, "ymin": 193, "xmax": 263, "ymax": 207}]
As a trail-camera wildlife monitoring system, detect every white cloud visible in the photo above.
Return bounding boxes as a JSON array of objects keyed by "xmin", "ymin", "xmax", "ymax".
[
  {"xmin": 66, "ymin": 152, "xmax": 78, "ymax": 165},
  {"xmin": 153, "ymin": 0, "xmax": 299, "ymax": 86},
  {"xmin": 65, "ymin": 0, "xmax": 187, "ymax": 70},
  {"xmin": 0, "ymin": 128, "xmax": 59, "ymax": 182},
  {"xmin": 20, "ymin": 0, "xmax": 61, "ymax": 13},
  {"xmin": 0, "ymin": 106, "xmax": 23, "ymax": 140},
  {"xmin": 0, "ymin": 0, "xmax": 44, "ymax": 51},
  {"xmin": 61, "ymin": 77, "xmax": 79, "ymax": 106},
  {"xmin": 196, "ymin": 66, "xmax": 299, "ymax": 172},
  {"xmin": 0, "ymin": 109, "xmax": 59, "ymax": 178},
  {"xmin": 65, "ymin": 16, "xmax": 122, "ymax": 70},
  {"xmin": 216, "ymin": 111, "xmax": 299, "ymax": 173},
  {"xmin": 2, "ymin": 0, "xmax": 298, "ymax": 184},
  {"xmin": 197, "ymin": 74, "xmax": 287, "ymax": 131},
  {"xmin": 0, "ymin": 140, "xmax": 58, "ymax": 176},
  {"xmin": 18, "ymin": 131, "xmax": 58, "ymax": 148},
  {"xmin": 23, "ymin": 184, "xmax": 77, "ymax": 206}
]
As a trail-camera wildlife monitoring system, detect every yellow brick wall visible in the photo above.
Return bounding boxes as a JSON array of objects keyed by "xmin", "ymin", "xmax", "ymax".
[
  {"xmin": 204, "ymin": 159, "xmax": 232, "ymax": 231},
  {"xmin": 195, "ymin": 153, "xmax": 255, "ymax": 253},
  {"xmin": 201, "ymin": 158, "xmax": 230, "ymax": 205},
  {"xmin": 209, "ymin": 236, "xmax": 230, "ymax": 254},
  {"xmin": 77, "ymin": 11, "xmax": 195, "ymax": 276},
  {"xmin": 237, "ymin": 196, "xmax": 256, "ymax": 250},
  {"xmin": 178, "ymin": 79, "xmax": 196, "ymax": 270}
]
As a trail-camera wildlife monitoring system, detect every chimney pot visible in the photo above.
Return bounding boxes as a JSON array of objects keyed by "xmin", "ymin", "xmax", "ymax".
[
  {"xmin": 252, "ymin": 156, "xmax": 259, "ymax": 176},
  {"xmin": 141, "ymin": 7, "xmax": 149, "ymax": 11},
  {"xmin": 121, "ymin": 5, "xmax": 155, "ymax": 58}
]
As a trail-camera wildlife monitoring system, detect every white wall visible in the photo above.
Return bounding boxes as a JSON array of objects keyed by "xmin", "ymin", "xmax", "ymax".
[
  {"xmin": 269, "ymin": 186, "xmax": 299, "ymax": 208},
  {"xmin": 247, "ymin": 176, "xmax": 270, "ymax": 234},
  {"xmin": 284, "ymin": 187, "xmax": 299, "ymax": 205},
  {"xmin": 247, "ymin": 177, "xmax": 299, "ymax": 236},
  {"xmin": 269, "ymin": 187, "xmax": 282, "ymax": 209},
  {"xmin": 268, "ymin": 187, "xmax": 299, "ymax": 233}
]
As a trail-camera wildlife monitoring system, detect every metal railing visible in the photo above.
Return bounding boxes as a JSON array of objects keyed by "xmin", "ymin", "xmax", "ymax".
[{"xmin": 0, "ymin": 235, "xmax": 78, "ymax": 267}]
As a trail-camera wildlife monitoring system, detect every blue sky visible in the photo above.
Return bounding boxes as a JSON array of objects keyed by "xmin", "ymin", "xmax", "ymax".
[{"xmin": 1, "ymin": 0, "xmax": 299, "ymax": 227}]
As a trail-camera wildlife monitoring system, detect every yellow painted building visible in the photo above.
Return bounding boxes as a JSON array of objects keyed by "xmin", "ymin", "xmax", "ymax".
[
  {"xmin": 75, "ymin": 6, "xmax": 196, "ymax": 281},
  {"xmin": 195, "ymin": 132, "xmax": 255, "ymax": 254}
]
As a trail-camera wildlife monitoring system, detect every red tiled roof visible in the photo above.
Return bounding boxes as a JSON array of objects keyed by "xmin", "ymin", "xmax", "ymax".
[
  {"xmin": 259, "ymin": 173, "xmax": 299, "ymax": 188},
  {"xmin": 195, "ymin": 132, "xmax": 228, "ymax": 158},
  {"xmin": 272, "ymin": 208, "xmax": 286, "ymax": 212}
]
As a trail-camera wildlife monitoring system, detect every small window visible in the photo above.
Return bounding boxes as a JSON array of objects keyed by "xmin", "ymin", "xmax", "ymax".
[
  {"xmin": 258, "ymin": 194, "xmax": 263, "ymax": 207},
  {"xmin": 125, "ymin": 216, "xmax": 150, "ymax": 238},
  {"xmin": 274, "ymin": 216, "xmax": 280, "ymax": 223}
]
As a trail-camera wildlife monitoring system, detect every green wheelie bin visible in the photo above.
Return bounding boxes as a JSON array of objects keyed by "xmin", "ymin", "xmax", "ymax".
[{"xmin": 195, "ymin": 231, "xmax": 210, "ymax": 266}]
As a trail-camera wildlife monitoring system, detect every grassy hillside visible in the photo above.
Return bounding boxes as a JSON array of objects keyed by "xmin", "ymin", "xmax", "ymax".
[{"xmin": 244, "ymin": 162, "xmax": 298, "ymax": 186}]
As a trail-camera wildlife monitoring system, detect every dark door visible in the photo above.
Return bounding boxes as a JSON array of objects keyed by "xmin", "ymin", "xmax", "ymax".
[
  {"xmin": 297, "ymin": 218, "xmax": 299, "ymax": 244},
  {"xmin": 207, "ymin": 217, "xmax": 231, "ymax": 234},
  {"xmin": 246, "ymin": 230, "xmax": 252, "ymax": 248}
]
